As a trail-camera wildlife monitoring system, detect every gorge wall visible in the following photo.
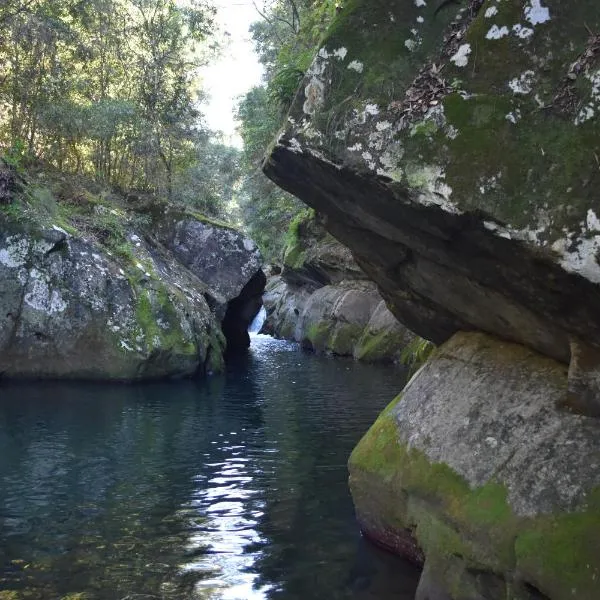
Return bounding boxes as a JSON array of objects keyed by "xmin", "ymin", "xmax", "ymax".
[
  {"xmin": 0, "ymin": 170, "xmax": 265, "ymax": 381},
  {"xmin": 263, "ymin": 213, "xmax": 414, "ymax": 362},
  {"xmin": 263, "ymin": 0, "xmax": 600, "ymax": 598}
]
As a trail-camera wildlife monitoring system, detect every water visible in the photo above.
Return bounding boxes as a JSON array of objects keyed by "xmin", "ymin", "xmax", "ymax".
[
  {"xmin": 248, "ymin": 307, "xmax": 267, "ymax": 334},
  {"xmin": 0, "ymin": 336, "xmax": 420, "ymax": 600}
]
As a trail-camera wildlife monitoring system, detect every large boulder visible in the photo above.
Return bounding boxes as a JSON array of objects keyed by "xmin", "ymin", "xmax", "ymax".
[
  {"xmin": 282, "ymin": 211, "xmax": 366, "ymax": 288},
  {"xmin": 349, "ymin": 332, "xmax": 600, "ymax": 600},
  {"xmin": 0, "ymin": 221, "xmax": 224, "ymax": 380},
  {"xmin": 154, "ymin": 211, "xmax": 265, "ymax": 353},
  {"xmin": 0, "ymin": 200, "xmax": 264, "ymax": 379},
  {"xmin": 155, "ymin": 212, "xmax": 263, "ymax": 314},
  {"xmin": 264, "ymin": 276, "xmax": 414, "ymax": 361},
  {"xmin": 264, "ymin": 212, "xmax": 414, "ymax": 361},
  {"xmin": 263, "ymin": 0, "xmax": 600, "ymax": 374}
]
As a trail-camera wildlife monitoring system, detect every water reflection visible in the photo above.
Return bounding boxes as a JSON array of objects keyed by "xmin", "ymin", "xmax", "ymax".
[{"xmin": 0, "ymin": 337, "xmax": 419, "ymax": 599}]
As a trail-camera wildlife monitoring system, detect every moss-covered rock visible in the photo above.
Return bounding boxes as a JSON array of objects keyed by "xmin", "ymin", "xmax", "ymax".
[
  {"xmin": 354, "ymin": 300, "xmax": 416, "ymax": 363},
  {"xmin": 0, "ymin": 218, "xmax": 225, "ymax": 380},
  {"xmin": 349, "ymin": 331, "xmax": 600, "ymax": 599},
  {"xmin": 264, "ymin": 0, "xmax": 600, "ymax": 369},
  {"xmin": 0, "ymin": 172, "xmax": 264, "ymax": 380}
]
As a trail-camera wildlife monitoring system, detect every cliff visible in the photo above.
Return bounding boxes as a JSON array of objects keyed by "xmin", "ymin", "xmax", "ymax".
[{"xmin": 263, "ymin": 0, "xmax": 600, "ymax": 597}]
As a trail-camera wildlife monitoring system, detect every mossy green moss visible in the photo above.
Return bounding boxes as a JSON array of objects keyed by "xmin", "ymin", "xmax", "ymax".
[
  {"xmin": 133, "ymin": 285, "xmax": 197, "ymax": 358},
  {"xmin": 305, "ymin": 320, "xmax": 333, "ymax": 351},
  {"xmin": 354, "ymin": 328, "xmax": 405, "ymax": 362},
  {"xmin": 329, "ymin": 323, "xmax": 364, "ymax": 356},
  {"xmin": 350, "ymin": 396, "xmax": 600, "ymax": 599}
]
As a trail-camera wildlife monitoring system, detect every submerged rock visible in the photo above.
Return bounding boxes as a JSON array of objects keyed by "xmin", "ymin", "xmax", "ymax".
[{"xmin": 349, "ymin": 332, "xmax": 600, "ymax": 600}]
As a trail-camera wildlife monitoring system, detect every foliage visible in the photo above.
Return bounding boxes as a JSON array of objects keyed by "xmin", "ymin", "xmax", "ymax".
[
  {"xmin": 0, "ymin": 0, "xmax": 227, "ymax": 208},
  {"xmin": 235, "ymin": 1, "xmax": 339, "ymax": 261}
]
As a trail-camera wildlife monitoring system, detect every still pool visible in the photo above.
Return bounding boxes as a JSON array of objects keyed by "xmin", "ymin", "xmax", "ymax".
[{"xmin": 0, "ymin": 335, "xmax": 419, "ymax": 599}]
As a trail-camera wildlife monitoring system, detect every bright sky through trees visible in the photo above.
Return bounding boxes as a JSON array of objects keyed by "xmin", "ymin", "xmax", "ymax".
[{"xmin": 201, "ymin": 0, "xmax": 264, "ymax": 145}]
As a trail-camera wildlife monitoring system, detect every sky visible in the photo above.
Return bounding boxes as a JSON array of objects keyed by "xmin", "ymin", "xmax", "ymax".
[{"xmin": 200, "ymin": 0, "xmax": 265, "ymax": 146}]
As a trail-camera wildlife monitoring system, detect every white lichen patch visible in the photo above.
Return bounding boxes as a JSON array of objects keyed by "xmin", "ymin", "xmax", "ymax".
[
  {"xmin": 347, "ymin": 60, "xmax": 364, "ymax": 73},
  {"xmin": 333, "ymin": 47, "xmax": 348, "ymax": 60},
  {"xmin": 508, "ymin": 70, "xmax": 535, "ymax": 95},
  {"xmin": 24, "ymin": 268, "xmax": 68, "ymax": 314},
  {"xmin": 451, "ymin": 44, "xmax": 472, "ymax": 68},
  {"xmin": 575, "ymin": 106, "xmax": 594, "ymax": 125},
  {"xmin": 524, "ymin": 0, "xmax": 550, "ymax": 26},
  {"xmin": 347, "ymin": 142, "xmax": 363, "ymax": 152},
  {"xmin": 505, "ymin": 109, "xmax": 522, "ymax": 124},
  {"xmin": 587, "ymin": 209, "xmax": 600, "ymax": 232},
  {"xmin": 0, "ymin": 236, "xmax": 29, "ymax": 268},
  {"xmin": 406, "ymin": 165, "xmax": 461, "ymax": 214},
  {"xmin": 288, "ymin": 137, "xmax": 304, "ymax": 154},
  {"xmin": 303, "ymin": 76, "xmax": 325, "ymax": 115},
  {"xmin": 405, "ymin": 39, "xmax": 418, "ymax": 52},
  {"xmin": 512, "ymin": 24, "xmax": 534, "ymax": 39},
  {"xmin": 552, "ymin": 234, "xmax": 600, "ymax": 284},
  {"xmin": 375, "ymin": 120, "xmax": 392, "ymax": 132},
  {"xmin": 547, "ymin": 210, "xmax": 600, "ymax": 283},
  {"xmin": 417, "ymin": 16, "xmax": 424, "ymax": 23},
  {"xmin": 365, "ymin": 104, "xmax": 379, "ymax": 116},
  {"xmin": 483, "ymin": 220, "xmax": 512, "ymax": 240},
  {"xmin": 484, "ymin": 6, "xmax": 498, "ymax": 18},
  {"xmin": 486, "ymin": 25, "xmax": 510, "ymax": 40},
  {"xmin": 415, "ymin": 0, "xmax": 426, "ymax": 6},
  {"xmin": 574, "ymin": 69, "xmax": 600, "ymax": 126},
  {"xmin": 120, "ymin": 339, "xmax": 134, "ymax": 352}
]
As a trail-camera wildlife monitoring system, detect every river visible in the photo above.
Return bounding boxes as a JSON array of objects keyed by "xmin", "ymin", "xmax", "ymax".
[{"xmin": 0, "ymin": 335, "xmax": 419, "ymax": 599}]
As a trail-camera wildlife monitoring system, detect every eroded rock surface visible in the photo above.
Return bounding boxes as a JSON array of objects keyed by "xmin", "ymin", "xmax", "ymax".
[
  {"xmin": 263, "ymin": 0, "xmax": 600, "ymax": 369},
  {"xmin": 349, "ymin": 332, "xmax": 600, "ymax": 600},
  {"xmin": 263, "ymin": 214, "xmax": 414, "ymax": 361},
  {"xmin": 0, "ymin": 209, "xmax": 264, "ymax": 380}
]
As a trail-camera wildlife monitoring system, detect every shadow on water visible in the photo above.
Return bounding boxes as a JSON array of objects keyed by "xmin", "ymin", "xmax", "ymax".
[{"xmin": 0, "ymin": 336, "xmax": 419, "ymax": 599}]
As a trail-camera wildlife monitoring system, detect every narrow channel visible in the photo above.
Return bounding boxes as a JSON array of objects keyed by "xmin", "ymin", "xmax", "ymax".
[{"xmin": 0, "ymin": 336, "xmax": 419, "ymax": 599}]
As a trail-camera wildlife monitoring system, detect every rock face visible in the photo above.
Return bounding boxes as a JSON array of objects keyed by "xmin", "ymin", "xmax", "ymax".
[
  {"xmin": 263, "ymin": 214, "xmax": 414, "ymax": 361},
  {"xmin": 349, "ymin": 332, "xmax": 600, "ymax": 600},
  {"xmin": 155, "ymin": 212, "xmax": 265, "ymax": 353},
  {"xmin": 263, "ymin": 0, "xmax": 600, "ymax": 368},
  {"xmin": 262, "ymin": 1, "xmax": 600, "ymax": 597},
  {"xmin": 0, "ymin": 208, "xmax": 264, "ymax": 380}
]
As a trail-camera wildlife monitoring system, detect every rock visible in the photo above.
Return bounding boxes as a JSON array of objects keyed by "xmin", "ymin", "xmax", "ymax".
[
  {"xmin": 264, "ymin": 275, "xmax": 414, "ymax": 361},
  {"xmin": 156, "ymin": 212, "xmax": 263, "ymax": 313},
  {"xmin": 263, "ymin": 0, "xmax": 600, "ymax": 374},
  {"xmin": 155, "ymin": 211, "xmax": 265, "ymax": 352},
  {"xmin": 222, "ymin": 269, "xmax": 267, "ymax": 353},
  {"xmin": 0, "ymin": 208, "xmax": 264, "ymax": 380},
  {"xmin": 349, "ymin": 332, "xmax": 600, "ymax": 600},
  {"xmin": 297, "ymin": 280, "xmax": 382, "ymax": 355},
  {"xmin": 282, "ymin": 211, "xmax": 365, "ymax": 288},
  {"xmin": 354, "ymin": 300, "xmax": 416, "ymax": 363},
  {"xmin": 0, "ymin": 222, "xmax": 224, "ymax": 380},
  {"xmin": 262, "ymin": 275, "xmax": 313, "ymax": 339},
  {"xmin": 265, "ymin": 211, "xmax": 414, "ymax": 361}
]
